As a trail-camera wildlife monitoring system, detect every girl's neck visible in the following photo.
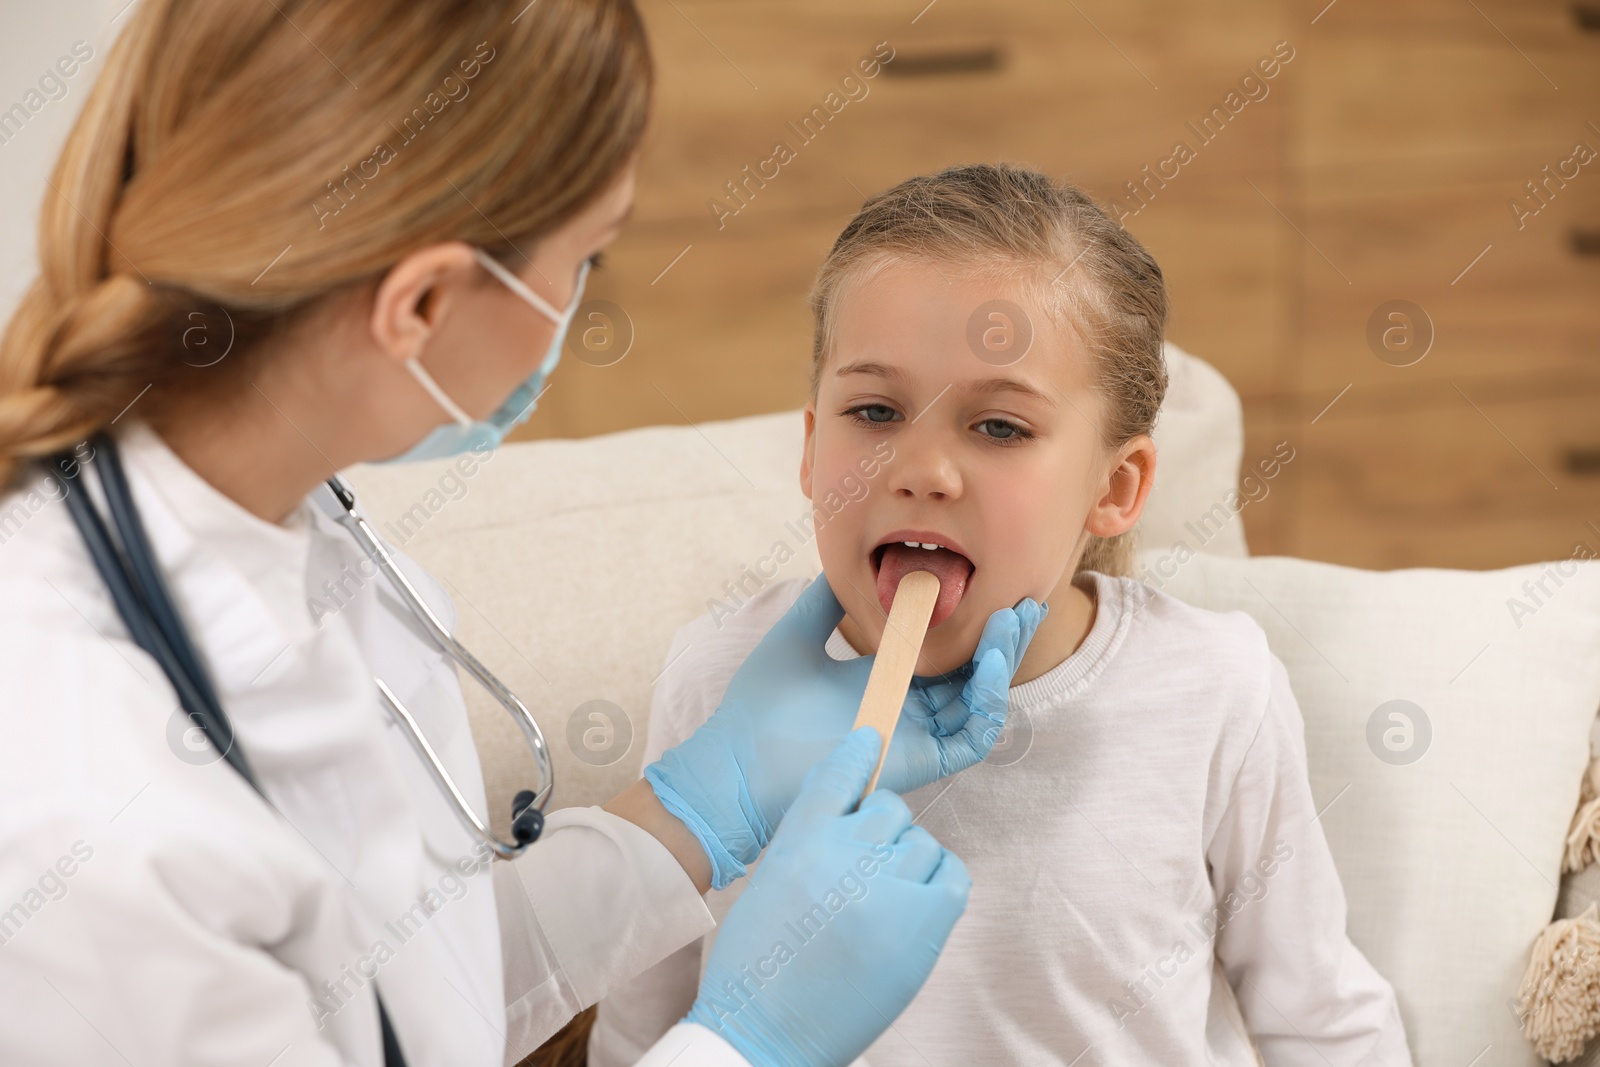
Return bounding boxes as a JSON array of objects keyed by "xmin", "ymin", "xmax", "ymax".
[{"xmin": 1013, "ymin": 574, "xmax": 1097, "ymax": 685}]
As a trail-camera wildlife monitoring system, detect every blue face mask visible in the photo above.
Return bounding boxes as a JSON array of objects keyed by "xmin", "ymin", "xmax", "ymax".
[{"xmin": 386, "ymin": 249, "xmax": 590, "ymax": 463}]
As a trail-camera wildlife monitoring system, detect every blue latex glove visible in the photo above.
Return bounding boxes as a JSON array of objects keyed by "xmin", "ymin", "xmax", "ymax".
[
  {"xmin": 685, "ymin": 728, "xmax": 971, "ymax": 1066},
  {"xmin": 645, "ymin": 574, "xmax": 1045, "ymax": 888}
]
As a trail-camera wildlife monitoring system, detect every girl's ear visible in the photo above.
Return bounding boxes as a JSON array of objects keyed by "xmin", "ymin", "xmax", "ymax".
[
  {"xmin": 799, "ymin": 401, "xmax": 817, "ymax": 499},
  {"xmin": 1085, "ymin": 435, "xmax": 1157, "ymax": 538}
]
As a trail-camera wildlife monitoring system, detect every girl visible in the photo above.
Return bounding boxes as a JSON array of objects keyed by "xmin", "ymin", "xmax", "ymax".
[{"xmin": 593, "ymin": 163, "xmax": 1412, "ymax": 1066}]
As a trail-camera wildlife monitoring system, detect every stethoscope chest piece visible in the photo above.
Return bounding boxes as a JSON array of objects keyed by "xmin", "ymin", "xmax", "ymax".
[{"xmin": 512, "ymin": 790, "xmax": 545, "ymax": 845}]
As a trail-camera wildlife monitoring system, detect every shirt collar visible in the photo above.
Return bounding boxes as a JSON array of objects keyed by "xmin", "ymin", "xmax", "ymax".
[{"xmin": 116, "ymin": 420, "xmax": 319, "ymax": 647}]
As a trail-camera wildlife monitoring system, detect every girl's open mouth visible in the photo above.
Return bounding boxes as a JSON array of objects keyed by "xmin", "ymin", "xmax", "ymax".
[{"xmin": 870, "ymin": 538, "xmax": 976, "ymax": 628}]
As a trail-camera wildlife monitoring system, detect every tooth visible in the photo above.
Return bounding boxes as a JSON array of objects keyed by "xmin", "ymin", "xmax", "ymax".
[
  {"xmin": 902, "ymin": 541, "xmax": 918, "ymax": 548},
  {"xmin": 921, "ymin": 543, "xmax": 938, "ymax": 550}
]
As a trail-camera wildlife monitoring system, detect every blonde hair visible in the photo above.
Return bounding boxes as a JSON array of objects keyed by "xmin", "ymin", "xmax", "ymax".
[
  {"xmin": 0, "ymin": 0, "xmax": 652, "ymax": 491},
  {"xmin": 808, "ymin": 163, "xmax": 1168, "ymax": 577}
]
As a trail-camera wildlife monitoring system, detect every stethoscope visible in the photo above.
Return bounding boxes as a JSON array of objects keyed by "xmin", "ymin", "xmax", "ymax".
[{"xmin": 48, "ymin": 433, "xmax": 555, "ymax": 859}]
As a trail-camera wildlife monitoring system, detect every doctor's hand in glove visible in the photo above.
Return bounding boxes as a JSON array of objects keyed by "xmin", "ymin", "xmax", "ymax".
[
  {"xmin": 685, "ymin": 728, "xmax": 971, "ymax": 1067},
  {"xmin": 645, "ymin": 573, "xmax": 1044, "ymax": 889}
]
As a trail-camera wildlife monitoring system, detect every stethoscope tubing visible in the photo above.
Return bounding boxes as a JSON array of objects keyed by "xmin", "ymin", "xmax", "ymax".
[
  {"xmin": 50, "ymin": 437, "xmax": 262, "ymax": 792},
  {"xmin": 320, "ymin": 474, "xmax": 553, "ymax": 856}
]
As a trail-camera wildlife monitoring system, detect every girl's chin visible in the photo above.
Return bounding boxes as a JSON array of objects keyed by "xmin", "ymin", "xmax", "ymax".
[
  {"xmin": 838, "ymin": 610, "xmax": 974, "ymax": 675},
  {"xmin": 907, "ymin": 626, "xmax": 982, "ymax": 679}
]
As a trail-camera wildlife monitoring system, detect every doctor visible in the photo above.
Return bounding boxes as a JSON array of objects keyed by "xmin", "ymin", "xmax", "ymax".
[{"xmin": 0, "ymin": 1, "xmax": 1045, "ymax": 1065}]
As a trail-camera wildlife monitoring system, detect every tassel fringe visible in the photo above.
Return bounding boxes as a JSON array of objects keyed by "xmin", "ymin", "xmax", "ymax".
[
  {"xmin": 1517, "ymin": 902, "xmax": 1600, "ymax": 1062},
  {"xmin": 1565, "ymin": 760, "xmax": 1600, "ymax": 875}
]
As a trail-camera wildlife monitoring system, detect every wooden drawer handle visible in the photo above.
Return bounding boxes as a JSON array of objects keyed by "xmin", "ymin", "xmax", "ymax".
[
  {"xmin": 1564, "ymin": 447, "xmax": 1600, "ymax": 476},
  {"xmin": 883, "ymin": 45, "xmax": 1006, "ymax": 78},
  {"xmin": 1575, "ymin": 3, "xmax": 1600, "ymax": 30},
  {"xmin": 1572, "ymin": 228, "xmax": 1600, "ymax": 256}
]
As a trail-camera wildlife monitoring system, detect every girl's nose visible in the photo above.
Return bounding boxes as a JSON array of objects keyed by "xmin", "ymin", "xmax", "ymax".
[{"xmin": 884, "ymin": 423, "xmax": 963, "ymax": 501}]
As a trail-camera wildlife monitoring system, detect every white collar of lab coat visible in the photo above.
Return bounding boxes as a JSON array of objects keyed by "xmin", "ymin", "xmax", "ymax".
[{"xmin": 115, "ymin": 419, "xmax": 319, "ymax": 651}]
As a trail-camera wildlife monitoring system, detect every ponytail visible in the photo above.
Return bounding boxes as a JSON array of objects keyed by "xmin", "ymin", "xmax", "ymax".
[{"xmin": 0, "ymin": 2, "xmax": 171, "ymax": 487}]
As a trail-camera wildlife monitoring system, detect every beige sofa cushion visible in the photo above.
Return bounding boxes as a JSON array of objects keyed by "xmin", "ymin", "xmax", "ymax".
[
  {"xmin": 1143, "ymin": 550, "xmax": 1600, "ymax": 1067},
  {"xmin": 343, "ymin": 342, "xmax": 1245, "ymax": 820}
]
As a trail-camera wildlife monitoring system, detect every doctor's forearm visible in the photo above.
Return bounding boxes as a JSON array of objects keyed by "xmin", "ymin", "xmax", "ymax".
[{"xmin": 604, "ymin": 779, "xmax": 713, "ymax": 895}]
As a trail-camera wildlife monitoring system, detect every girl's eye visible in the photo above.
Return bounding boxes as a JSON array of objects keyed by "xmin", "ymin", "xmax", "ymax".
[
  {"xmin": 976, "ymin": 417, "xmax": 1034, "ymax": 444},
  {"xmin": 845, "ymin": 405, "xmax": 1034, "ymax": 445},
  {"xmin": 843, "ymin": 403, "xmax": 901, "ymax": 426}
]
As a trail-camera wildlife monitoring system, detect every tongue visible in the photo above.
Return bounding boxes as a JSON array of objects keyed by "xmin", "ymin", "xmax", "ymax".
[{"xmin": 876, "ymin": 544, "xmax": 974, "ymax": 628}]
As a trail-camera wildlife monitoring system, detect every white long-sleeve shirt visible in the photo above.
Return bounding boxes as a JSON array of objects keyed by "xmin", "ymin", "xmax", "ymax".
[
  {"xmin": 0, "ymin": 423, "xmax": 740, "ymax": 1066},
  {"xmin": 593, "ymin": 573, "xmax": 1413, "ymax": 1067}
]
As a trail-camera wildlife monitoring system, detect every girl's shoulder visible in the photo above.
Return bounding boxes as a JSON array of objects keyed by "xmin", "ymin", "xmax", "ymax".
[
  {"xmin": 644, "ymin": 577, "xmax": 813, "ymax": 754},
  {"xmin": 676, "ymin": 575, "xmax": 811, "ymax": 652},
  {"xmin": 1092, "ymin": 570, "xmax": 1279, "ymax": 712}
]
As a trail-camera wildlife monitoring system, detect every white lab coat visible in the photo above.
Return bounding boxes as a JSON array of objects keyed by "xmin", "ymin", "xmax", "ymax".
[{"xmin": 0, "ymin": 422, "xmax": 747, "ymax": 1066}]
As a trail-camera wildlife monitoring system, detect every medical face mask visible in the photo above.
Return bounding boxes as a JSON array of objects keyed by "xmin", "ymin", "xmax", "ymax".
[{"xmin": 386, "ymin": 250, "xmax": 590, "ymax": 463}]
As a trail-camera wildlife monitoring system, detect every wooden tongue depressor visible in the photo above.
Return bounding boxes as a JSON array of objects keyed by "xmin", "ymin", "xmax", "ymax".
[{"xmin": 851, "ymin": 568, "xmax": 942, "ymax": 801}]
